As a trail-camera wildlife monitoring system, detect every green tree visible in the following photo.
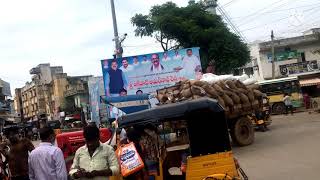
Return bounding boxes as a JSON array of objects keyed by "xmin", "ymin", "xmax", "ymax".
[{"xmin": 131, "ymin": 2, "xmax": 250, "ymax": 74}]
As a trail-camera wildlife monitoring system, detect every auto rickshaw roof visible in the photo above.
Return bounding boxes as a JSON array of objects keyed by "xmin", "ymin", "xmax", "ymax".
[{"xmin": 119, "ymin": 98, "xmax": 224, "ymax": 127}]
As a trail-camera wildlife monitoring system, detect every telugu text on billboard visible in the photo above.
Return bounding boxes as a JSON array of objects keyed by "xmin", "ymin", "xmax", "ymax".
[{"xmin": 101, "ymin": 47, "xmax": 201, "ymax": 97}]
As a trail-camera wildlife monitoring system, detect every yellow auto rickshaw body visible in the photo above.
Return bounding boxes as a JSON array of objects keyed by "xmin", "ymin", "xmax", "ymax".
[{"xmin": 186, "ymin": 152, "xmax": 239, "ymax": 180}]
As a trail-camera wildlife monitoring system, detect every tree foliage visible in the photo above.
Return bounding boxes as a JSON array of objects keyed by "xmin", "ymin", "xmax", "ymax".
[
  {"xmin": 131, "ymin": 2, "xmax": 250, "ymax": 74},
  {"xmin": 60, "ymin": 98, "xmax": 75, "ymax": 114}
]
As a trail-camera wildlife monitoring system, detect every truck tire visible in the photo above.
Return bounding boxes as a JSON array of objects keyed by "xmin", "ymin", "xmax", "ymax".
[
  {"xmin": 272, "ymin": 102, "xmax": 286, "ymax": 114},
  {"xmin": 230, "ymin": 116, "xmax": 254, "ymax": 146}
]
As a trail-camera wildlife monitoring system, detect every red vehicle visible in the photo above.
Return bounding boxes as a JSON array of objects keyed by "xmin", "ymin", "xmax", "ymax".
[{"xmin": 56, "ymin": 128, "xmax": 112, "ymax": 170}]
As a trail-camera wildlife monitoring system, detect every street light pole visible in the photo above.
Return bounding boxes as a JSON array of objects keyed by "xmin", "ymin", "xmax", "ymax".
[
  {"xmin": 110, "ymin": 0, "xmax": 122, "ymax": 58},
  {"xmin": 271, "ymin": 30, "xmax": 275, "ymax": 79}
]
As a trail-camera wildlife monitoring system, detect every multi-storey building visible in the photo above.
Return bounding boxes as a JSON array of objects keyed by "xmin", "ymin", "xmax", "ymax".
[
  {"xmin": 14, "ymin": 88, "xmax": 23, "ymax": 120},
  {"xmin": 64, "ymin": 76, "xmax": 92, "ymax": 120},
  {"xmin": 16, "ymin": 63, "xmax": 93, "ymax": 122},
  {"xmin": 237, "ymin": 28, "xmax": 320, "ymax": 101},
  {"xmin": 0, "ymin": 79, "xmax": 13, "ymax": 129},
  {"xmin": 19, "ymin": 64, "xmax": 64, "ymax": 121}
]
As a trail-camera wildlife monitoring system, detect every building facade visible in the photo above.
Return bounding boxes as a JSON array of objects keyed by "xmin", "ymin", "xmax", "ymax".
[
  {"xmin": 13, "ymin": 88, "xmax": 23, "ymax": 120},
  {"xmin": 51, "ymin": 73, "xmax": 68, "ymax": 119},
  {"xmin": 16, "ymin": 63, "xmax": 93, "ymax": 122},
  {"xmin": 248, "ymin": 29, "xmax": 320, "ymax": 80},
  {"xmin": 0, "ymin": 79, "xmax": 13, "ymax": 130},
  {"xmin": 64, "ymin": 76, "xmax": 92, "ymax": 120},
  {"xmin": 19, "ymin": 64, "xmax": 64, "ymax": 121}
]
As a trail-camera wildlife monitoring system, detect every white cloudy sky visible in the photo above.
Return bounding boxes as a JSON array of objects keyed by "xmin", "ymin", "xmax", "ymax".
[{"xmin": 0, "ymin": 0, "xmax": 319, "ymax": 95}]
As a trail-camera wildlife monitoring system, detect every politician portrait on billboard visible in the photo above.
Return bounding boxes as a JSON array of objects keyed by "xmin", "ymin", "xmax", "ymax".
[{"xmin": 101, "ymin": 47, "xmax": 202, "ymax": 97}]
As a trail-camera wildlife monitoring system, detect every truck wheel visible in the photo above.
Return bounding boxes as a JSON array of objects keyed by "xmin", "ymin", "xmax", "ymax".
[
  {"xmin": 272, "ymin": 103, "xmax": 286, "ymax": 114},
  {"xmin": 231, "ymin": 116, "xmax": 254, "ymax": 146}
]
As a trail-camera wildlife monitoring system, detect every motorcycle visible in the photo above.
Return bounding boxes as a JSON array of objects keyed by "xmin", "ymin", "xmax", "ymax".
[{"xmin": 249, "ymin": 96, "xmax": 271, "ymax": 132}]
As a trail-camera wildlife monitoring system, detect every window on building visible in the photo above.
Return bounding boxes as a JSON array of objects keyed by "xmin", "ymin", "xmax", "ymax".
[
  {"xmin": 285, "ymin": 47, "xmax": 291, "ymax": 51},
  {"xmin": 301, "ymin": 52, "xmax": 306, "ymax": 62},
  {"xmin": 261, "ymin": 81, "xmax": 298, "ymax": 96}
]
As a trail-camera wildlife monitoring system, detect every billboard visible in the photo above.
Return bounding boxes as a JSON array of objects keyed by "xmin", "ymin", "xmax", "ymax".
[
  {"xmin": 88, "ymin": 77, "xmax": 104, "ymax": 124},
  {"xmin": 101, "ymin": 47, "xmax": 201, "ymax": 97}
]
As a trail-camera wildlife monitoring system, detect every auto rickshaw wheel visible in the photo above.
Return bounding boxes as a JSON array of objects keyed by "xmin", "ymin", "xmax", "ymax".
[{"xmin": 230, "ymin": 116, "xmax": 254, "ymax": 146}]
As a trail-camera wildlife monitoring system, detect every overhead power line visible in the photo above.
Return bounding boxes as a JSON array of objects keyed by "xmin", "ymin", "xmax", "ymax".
[
  {"xmin": 237, "ymin": 0, "xmax": 302, "ymax": 27},
  {"xmin": 231, "ymin": 2, "xmax": 320, "ymax": 19},
  {"xmin": 241, "ymin": 16, "xmax": 291, "ymax": 32},
  {"xmin": 236, "ymin": 0, "xmax": 287, "ymax": 24},
  {"xmin": 240, "ymin": 5, "xmax": 320, "ymax": 32},
  {"xmin": 222, "ymin": 0, "xmax": 239, "ymax": 8},
  {"xmin": 216, "ymin": 4, "xmax": 248, "ymax": 42}
]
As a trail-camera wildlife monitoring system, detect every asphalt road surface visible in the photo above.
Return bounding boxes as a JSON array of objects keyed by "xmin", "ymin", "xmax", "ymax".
[{"xmin": 233, "ymin": 112, "xmax": 320, "ymax": 180}]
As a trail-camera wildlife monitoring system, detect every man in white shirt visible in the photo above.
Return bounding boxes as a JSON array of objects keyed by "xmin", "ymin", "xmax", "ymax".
[
  {"xmin": 69, "ymin": 125, "xmax": 119, "ymax": 180},
  {"xmin": 283, "ymin": 93, "xmax": 294, "ymax": 115},
  {"xmin": 161, "ymin": 52, "xmax": 171, "ymax": 62},
  {"xmin": 173, "ymin": 50, "xmax": 182, "ymax": 61},
  {"xmin": 120, "ymin": 58, "xmax": 134, "ymax": 72},
  {"xmin": 150, "ymin": 53, "xmax": 165, "ymax": 73},
  {"xmin": 141, "ymin": 55, "xmax": 150, "ymax": 64},
  {"xmin": 175, "ymin": 49, "xmax": 201, "ymax": 79},
  {"xmin": 132, "ymin": 56, "xmax": 140, "ymax": 66}
]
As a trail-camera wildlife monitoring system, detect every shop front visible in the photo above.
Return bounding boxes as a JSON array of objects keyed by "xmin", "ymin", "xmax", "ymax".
[{"xmin": 298, "ymin": 72, "xmax": 320, "ymax": 109}]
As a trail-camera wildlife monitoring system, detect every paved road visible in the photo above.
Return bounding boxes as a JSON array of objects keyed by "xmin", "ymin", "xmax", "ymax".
[{"xmin": 233, "ymin": 112, "xmax": 320, "ymax": 180}]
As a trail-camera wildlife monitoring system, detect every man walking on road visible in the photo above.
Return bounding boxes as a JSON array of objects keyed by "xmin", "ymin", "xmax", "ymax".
[
  {"xmin": 28, "ymin": 126, "xmax": 68, "ymax": 180},
  {"xmin": 283, "ymin": 93, "xmax": 293, "ymax": 115},
  {"xmin": 9, "ymin": 136, "xmax": 34, "ymax": 180},
  {"xmin": 69, "ymin": 125, "xmax": 119, "ymax": 180}
]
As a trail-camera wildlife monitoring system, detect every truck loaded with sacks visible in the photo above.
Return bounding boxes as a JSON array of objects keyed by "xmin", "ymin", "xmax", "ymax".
[{"xmin": 156, "ymin": 73, "xmax": 264, "ymax": 146}]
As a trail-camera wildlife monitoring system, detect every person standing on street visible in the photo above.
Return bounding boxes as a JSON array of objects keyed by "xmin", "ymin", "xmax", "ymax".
[
  {"xmin": 9, "ymin": 136, "xmax": 34, "ymax": 180},
  {"xmin": 69, "ymin": 125, "xmax": 119, "ymax": 180},
  {"xmin": 28, "ymin": 126, "xmax": 68, "ymax": 180},
  {"xmin": 0, "ymin": 141, "xmax": 10, "ymax": 180},
  {"xmin": 303, "ymin": 93, "xmax": 311, "ymax": 109},
  {"xmin": 283, "ymin": 93, "xmax": 293, "ymax": 115}
]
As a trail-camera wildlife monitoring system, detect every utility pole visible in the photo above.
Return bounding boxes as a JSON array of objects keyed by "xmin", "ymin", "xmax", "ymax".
[
  {"xmin": 271, "ymin": 30, "xmax": 275, "ymax": 79},
  {"xmin": 110, "ymin": 0, "xmax": 122, "ymax": 58}
]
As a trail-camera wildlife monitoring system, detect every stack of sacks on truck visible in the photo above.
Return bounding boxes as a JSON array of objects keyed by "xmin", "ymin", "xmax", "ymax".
[{"xmin": 156, "ymin": 73, "xmax": 263, "ymax": 118}]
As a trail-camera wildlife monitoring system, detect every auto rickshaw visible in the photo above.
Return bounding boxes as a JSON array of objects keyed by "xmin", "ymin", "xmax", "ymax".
[
  {"xmin": 249, "ymin": 95, "xmax": 272, "ymax": 132},
  {"xmin": 118, "ymin": 98, "xmax": 248, "ymax": 180}
]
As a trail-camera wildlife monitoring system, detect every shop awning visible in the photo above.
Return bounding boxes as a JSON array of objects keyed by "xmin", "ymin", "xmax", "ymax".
[{"xmin": 300, "ymin": 78, "xmax": 320, "ymax": 87}]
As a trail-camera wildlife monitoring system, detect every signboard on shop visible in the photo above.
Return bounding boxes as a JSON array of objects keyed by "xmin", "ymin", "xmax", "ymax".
[
  {"xmin": 279, "ymin": 60, "xmax": 319, "ymax": 76},
  {"xmin": 267, "ymin": 50, "xmax": 299, "ymax": 62}
]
